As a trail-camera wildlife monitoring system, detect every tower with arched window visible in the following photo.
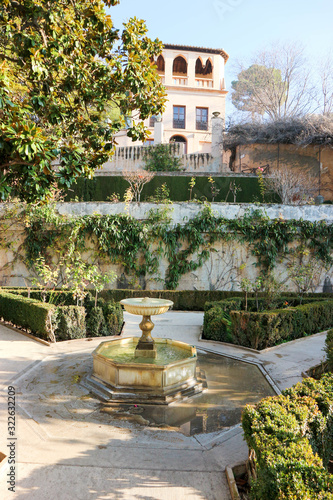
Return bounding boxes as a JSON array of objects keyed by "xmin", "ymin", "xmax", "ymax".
[{"xmin": 115, "ymin": 43, "xmax": 229, "ymax": 155}]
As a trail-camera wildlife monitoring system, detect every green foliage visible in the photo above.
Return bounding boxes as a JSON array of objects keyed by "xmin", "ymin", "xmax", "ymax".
[
  {"xmin": 102, "ymin": 300, "xmax": 124, "ymax": 335},
  {"xmin": 0, "ymin": 291, "xmax": 55, "ymax": 340},
  {"xmin": 146, "ymin": 183, "xmax": 171, "ymax": 203},
  {"xmin": 325, "ymin": 329, "xmax": 333, "ymax": 372},
  {"xmin": 188, "ymin": 177, "xmax": 196, "ymax": 201},
  {"xmin": 0, "ymin": 1, "xmax": 166, "ymax": 201},
  {"xmin": 86, "ymin": 306, "xmax": 107, "ymax": 337},
  {"xmin": 2, "ymin": 289, "xmax": 123, "ymax": 339},
  {"xmin": 203, "ymin": 298, "xmax": 242, "ymax": 342},
  {"xmin": 84, "ymin": 293, "xmax": 123, "ymax": 336},
  {"xmin": 54, "ymin": 306, "xmax": 86, "ymax": 341},
  {"xmin": 242, "ymin": 374, "xmax": 333, "ymax": 499},
  {"xmin": 143, "ymin": 144, "xmax": 182, "ymax": 172},
  {"xmin": 231, "ymin": 64, "xmax": 285, "ymax": 119},
  {"xmin": 208, "ymin": 176, "xmax": 220, "ymax": 202},
  {"xmin": 5, "ymin": 203, "xmax": 333, "ymax": 291},
  {"xmin": 203, "ymin": 298, "xmax": 333, "ymax": 350},
  {"xmin": 65, "ymin": 175, "xmax": 263, "ymax": 203}
]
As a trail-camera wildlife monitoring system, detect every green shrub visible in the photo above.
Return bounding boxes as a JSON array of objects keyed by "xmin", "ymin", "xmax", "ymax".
[
  {"xmin": 325, "ymin": 329, "xmax": 333, "ymax": 372},
  {"xmin": 0, "ymin": 291, "xmax": 56, "ymax": 340},
  {"xmin": 203, "ymin": 298, "xmax": 242, "ymax": 342},
  {"xmin": 86, "ymin": 306, "xmax": 108, "ymax": 337},
  {"xmin": 203, "ymin": 298, "xmax": 333, "ymax": 350},
  {"xmin": 102, "ymin": 300, "xmax": 123, "ymax": 335},
  {"xmin": 242, "ymin": 374, "xmax": 333, "ymax": 499},
  {"xmin": 143, "ymin": 144, "xmax": 183, "ymax": 172},
  {"xmin": 54, "ymin": 306, "xmax": 86, "ymax": 341}
]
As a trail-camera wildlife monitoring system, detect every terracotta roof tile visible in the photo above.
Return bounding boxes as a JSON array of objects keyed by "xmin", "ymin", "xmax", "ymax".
[{"xmin": 163, "ymin": 43, "xmax": 229, "ymax": 62}]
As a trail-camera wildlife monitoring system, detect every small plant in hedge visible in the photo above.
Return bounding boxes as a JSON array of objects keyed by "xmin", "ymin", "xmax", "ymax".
[
  {"xmin": 87, "ymin": 266, "xmax": 117, "ymax": 307},
  {"xmin": 224, "ymin": 179, "xmax": 242, "ymax": 203},
  {"xmin": 146, "ymin": 183, "xmax": 172, "ymax": 204},
  {"xmin": 122, "ymin": 169, "xmax": 155, "ymax": 202},
  {"xmin": 208, "ymin": 176, "xmax": 220, "ymax": 202},
  {"xmin": 188, "ymin": 177, "xmax": 196, "ymax": 201}
]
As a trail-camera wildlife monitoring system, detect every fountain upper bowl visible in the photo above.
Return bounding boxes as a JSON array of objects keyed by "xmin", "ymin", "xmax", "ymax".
[{"xmin": 120, "ymin": 297, "xmax": 173, "ymax": 316}]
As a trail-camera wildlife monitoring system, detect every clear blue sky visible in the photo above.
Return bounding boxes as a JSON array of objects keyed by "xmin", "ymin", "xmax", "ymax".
[{"xmin": 106, "ymin": 0, "xmax": 333, "ymax": 118}]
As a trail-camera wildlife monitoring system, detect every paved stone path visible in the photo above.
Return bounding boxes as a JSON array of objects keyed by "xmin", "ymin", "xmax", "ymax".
[{"xmin": 0, "ymin": 311, "xmax": 328, "ymax": 499}]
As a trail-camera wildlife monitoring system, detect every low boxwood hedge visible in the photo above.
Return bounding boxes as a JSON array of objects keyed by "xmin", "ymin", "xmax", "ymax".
[
  {"xmin": 4, "ymin": 287, "xmax": 333, "ymax": 311},
  {"xmin": 242, "ymin": 374, "xmax": 333, "ymax": 499},
  {"xmin": 203, "ymin": 297, "xmax": 333, "ymax": 350},
  {"xmin": 0, "ymin": 290, "xmax": 123, "ymax": 341},
  {"xmin": 0, "ymin": 291, "xmax": 56, "ymax": 340}
]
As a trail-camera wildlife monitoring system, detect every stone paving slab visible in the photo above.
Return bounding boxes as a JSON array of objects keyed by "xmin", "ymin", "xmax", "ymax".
[
  {"xmin": 3, "ymin": 465, "xmax": 228, "ymax": 500},
  {"xmin": 0, "ymin": 310, "xmax": 329, "ymax": 499}
]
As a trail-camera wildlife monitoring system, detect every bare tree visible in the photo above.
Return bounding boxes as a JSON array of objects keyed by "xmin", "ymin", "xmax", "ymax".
[
  {"xmin": 122, "ymin": 170, "xmax": 155, "ymax": 202},
  {"xmin": 232, "ymin": 42, "xmax": 316, "ymax": 121},
  {"xmin": 318, "ymin": 53, "xmax": 333, "ymax": 115},
  {"xmin": 263, "ymin": 165, "xmax": 318, "ymax": 205}
]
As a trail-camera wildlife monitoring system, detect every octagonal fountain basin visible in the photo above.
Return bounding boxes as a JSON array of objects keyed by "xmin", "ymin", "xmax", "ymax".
[{"xmin": 86, "ymin": 337, "xmax": 203, "ymax": 405}]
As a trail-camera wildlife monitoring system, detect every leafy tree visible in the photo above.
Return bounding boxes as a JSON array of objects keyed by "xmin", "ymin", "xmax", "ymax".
[
  {"xmin": 231, "ymin": 64, "xmax": 285, "ymax": 119},
  {"xmin": 0, "ymin": 0, "xmax": 166, "ymax": 201}
]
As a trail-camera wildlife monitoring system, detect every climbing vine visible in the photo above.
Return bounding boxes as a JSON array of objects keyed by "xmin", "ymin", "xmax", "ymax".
[{"xmin": 1, "ymin": 202, "xmax": 332, "ymax": 290}]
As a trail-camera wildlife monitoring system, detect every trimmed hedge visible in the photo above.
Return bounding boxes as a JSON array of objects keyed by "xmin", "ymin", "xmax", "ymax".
[
  {"xmin": 64, "ymin": 175, "xmax": 265, "ymax": 203},
  {"xmin": 54, "ymin": 306, "xmax": 86, "ymax": 341},
  {"xmin": 203, "ymin": 297, "xmax": 333, "ymax": 350},
  {"xmin": 242, "ymin": 374, "xmax": 333, "ymax": 499},
  {"xmin": 325, "ymin": 329, "xmax": 333, "ymax": 372},
  {"xmin": 0, "ymin": 291, "xmax": 56, "ymax": 340},
  {"xmin": 4, "ymin": 287, "xmax": 333, "ymax": 312},
  {"xmin": 3, "ymin": 289, "xmax": 124, "ymax": 337}
]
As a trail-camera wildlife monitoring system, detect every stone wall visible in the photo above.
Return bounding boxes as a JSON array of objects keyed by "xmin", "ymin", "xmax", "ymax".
[
  {"xmin": 1, "ymin": 202, "xmax": 332, "ymax": 292},
  {"xmin": 98, "ymin": 144, "xmax": 221, "ymax": 174},
  {"xmin": 229, "ymin": 143, "xmax": 333, "ymax": 201}
]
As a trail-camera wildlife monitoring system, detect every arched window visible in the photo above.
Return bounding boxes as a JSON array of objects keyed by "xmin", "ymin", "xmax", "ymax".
[
  {"xmin": 195, "ymin": 58, "xmax": 204, "ymax": 76},
  {"xmin": 157, "ymin": 55, "xmax": 165, "ymax": 73},
  {"xmin": 195, "ymin": 57, "xmax": 213, "ymax": 78},
  {"xmin": 204, "ymin": 59, "xmax": 213, "ymax": 77},
  {"xmin": 170, "ymin": 135, "xmax": 187, "ymax": 154},
  {"xmin": 172, "ymin": 56, "xmax": 187, "ymax": 75}
]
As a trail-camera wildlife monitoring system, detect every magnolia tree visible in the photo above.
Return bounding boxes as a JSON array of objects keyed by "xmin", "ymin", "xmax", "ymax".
[{"xmin": 0, "ymin": 0, "xmax": 166, "ymax": 201}]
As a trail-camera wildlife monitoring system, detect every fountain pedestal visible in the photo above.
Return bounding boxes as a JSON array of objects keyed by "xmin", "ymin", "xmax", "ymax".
[{"xmin": 136, "ymin": 315, "xmax": 157, "ymax": 358}]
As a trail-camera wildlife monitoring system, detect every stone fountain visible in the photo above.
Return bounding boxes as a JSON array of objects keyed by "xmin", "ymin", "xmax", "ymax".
[{"xmin": 86, "ymin": 297, "xmax": 202, "ymax": 404}]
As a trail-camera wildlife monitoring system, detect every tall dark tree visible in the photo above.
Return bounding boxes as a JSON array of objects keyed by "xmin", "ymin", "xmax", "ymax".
[{"xmin": 0, "ymin": 0, "xmax": 166, "ymax": 201}]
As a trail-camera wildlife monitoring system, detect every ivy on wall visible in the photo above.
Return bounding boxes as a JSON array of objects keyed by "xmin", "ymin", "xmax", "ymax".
[{"xmin": 1, "ymin": 203, "xmax": 333, "ymax": 290}]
